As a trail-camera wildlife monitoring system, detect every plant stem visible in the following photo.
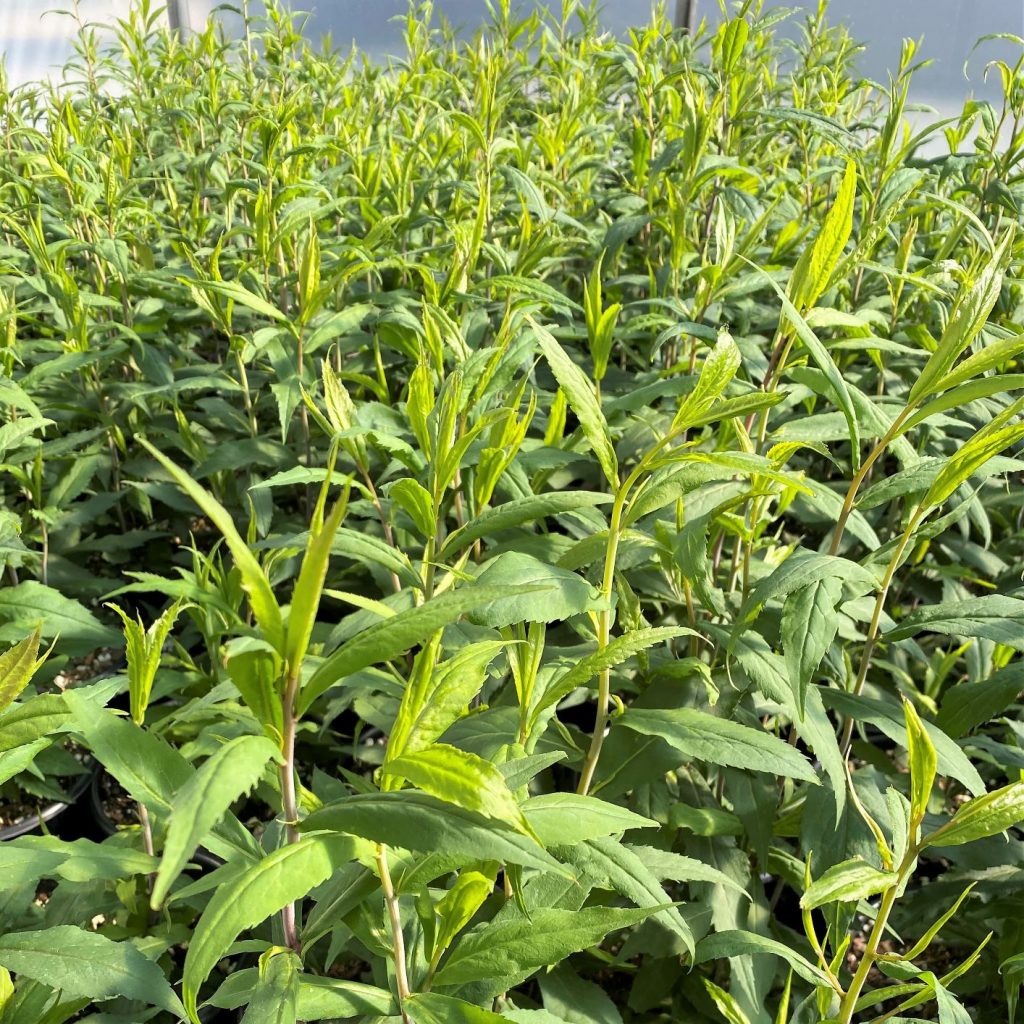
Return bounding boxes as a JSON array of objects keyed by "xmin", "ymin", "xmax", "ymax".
[
  {"xmin": 840, "ymin": 510, "xmax": 923, "ymax": 757},
  {"xmin": 829, "ymin": 408, "xmax": 911, "ymax": 555},
  {"xmin": 577, "ymin": 489, "xmax": 625, "ymax": 796},
  {"xmin": 377, "ymin": 845, "xmax": 413, "ymax": 1024},
  {"xmin": 837, "ymin": 847, "xmax": 917, "ymax": 1023},
  {"xmin": 278, "ymin": 673, "xmax": 301, "ymax": 952}
]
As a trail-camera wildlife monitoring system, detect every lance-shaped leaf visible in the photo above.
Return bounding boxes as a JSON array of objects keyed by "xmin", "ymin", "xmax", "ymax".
[
  {"xmin": 63, "ymin": 690, "xmax": 261, "ymax": 862},
  {"xmin": 138, "ymin": 436, "xmax": 284, "ymax": 655},
  {"xmin": 433, "ymin": 905, "xmax": 663, "ymax": 990},
  {"xmin": 925, "ymin": 780, "xmax": 1024, "ymax": 848},
  {"xmin": 0, "ymin": 835, "xmax": 156, "ymax": 887},
  {"xmin": 745, "ymin": 258, "xmax": 860, "ymax": 464},
  {"xmin": 671, "ymin": 330, "xmax": 742, "ymax": 431},
  {"xmin": 0, "ymin": 926, "xmax": 184, "ymax": 1017},
  {"xmin": 619, "ymin": 707, "xmax": 818, "ymax": 781},
  {"xmin": 441, "ymin": 492, "xmax": 611, "ymax": 557},
  {"xmin": 694, "ymin": 930, "xmax": 832, "ymax": 987},
  {"xmin": 903, "ymin": 699, "xmax": 937, "ymax": 828},
  {"xmin": 884, "ymin": 594, "xmax": 1024, "ymax": 648},
  {"xmin": 210, "ymin": 972, "xmax": 394, "ymax": 1018},
  {"xmin": 531, "ymin": 316, "xmax": 618, "ymax": 488},
  {"xmin": 107, "ymin": 600, "xmax": 185, "ymax": 725},
  {"xmin": 533, "ymin": 626, "xmax": 698, "ymax": 723},
  {"xmin": 239, "ymin": 949, "xmax": 300, "ymax": 1024},
  {"xmin": 923, "ymin": 415, "xmax": 1024, "ymax": 508},
  {"xmin": 521, "ymin": 793, "xmax": 657, "ymax": 846},
  {"xmin": 559, "ymin": 837, "xmax": 694, "ymax": 955},
  {"xmin": 789, "ymin": 159, "xmax": 857, "ymax": 310},
  {"xmin": 300, "ymin": 792, "xmax": 570, "ymax": 875},
  {"xmin": 383, "ymin": 743, "xmax": 538, "ymax": 840},
  {"xmin": 152, "ymin": 734, "xmax": 281, "ymax": 909},
  {"xmin": 0, "ymin": 626, "xmax": 41, "ymax": 714},
  {"xmin": 469, "ymin": 552, "xmax": 604, "ymax": 628},
  {"xmin": 300, "ymin": 583, "xmax": 547, "ymax": 714},
  {"xmin": 183, "ymin": 834, "xmax": 357, "ymax": 1022},
  {"xmin": 800, "ymin": 858, "xmax": 898, "ymax": 910},
  {"xmin": 781, "ymin": 577, "xmax": 842, "ymax": 717},
  {"xmin": 909, "ymin": 229, "xmax": 1015, "ymax": 403},
  {"xmin": 286, "ymin": 493, "xmax": 348, "ymax": 672}
]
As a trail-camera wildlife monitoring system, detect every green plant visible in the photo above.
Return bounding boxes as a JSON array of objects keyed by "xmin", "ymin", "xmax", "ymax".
[{"xmin": 2, "ymin": 1, "xmax": 1024, "ymax": 1022}]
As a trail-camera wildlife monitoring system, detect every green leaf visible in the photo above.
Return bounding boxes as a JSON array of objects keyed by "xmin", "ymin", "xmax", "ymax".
[
  {"xmin": 900, "ymin": 373, "xmax": 1024, "ymax": 435},
  {"xmin": 433, "ymin": 905, "xmax": 661, "ymax": 990},
  {"xmin": 393, "ymin": 641, "xmax": 506, "ymax": 758},
  {"xmin": 0, "ymin": 582, "xmax": 119, "ymax": 649},
  {"xmin": 734, "ymin": 552, "xmax": 876, "ymax": 635},
  {"xmin": 801, "ymin": 858, "xmax": 898, "ymax": 909},
  {"xmin": 470, "ymin": 552, "xmax": 603, "ymax": 627},
  {"xmin": 531, "ymin": 317, "xmax": 618, "ymax": 488},
  {"xmin": 671, "ymin": 330, "xmax": 742, "ymax": 430},
  {"xmin": 332, "ymin": 527, "xmax": 421, "ymax": 588},
  {"xmin": 0, "ymin": 627, "xmax": 41, "ymax": 714},
  {"xmin": 923, "ymin": 417, "xmax": 1024, "ymax": 508},
  {"xmin": 441, "ymin": 492, "xmax": 611, "ymax": 557},
  {"xmin": 300, "ymin": 584, "xmax": 545, "ymax": 714},
  {"xmin": 932, "ymin": 330, "xmax": 1024, "ymax": 393},
  {"xmin": 286, "ymin": 494, "xmax": 347, "ymax": 672},
  {"xmin": 63, "ymin": 690, "xmax": 260, "ymax": 863},
  {"xmin": 822, "ymin": 689, "xmax": 985, "ymax": 796},
  {"xmin": 534, "ymin": 627, "xmax": 699, "ymax": 723},
  {"xmin": 703, "ymin": 978, "xmax": 752, "ymax": 1024},
  {"xmin": 937, "ymin": 664, "xmax": 1024, "ymax": 738},
  {"xmin": 521, "ymin": 793, "xmax": 657, "ymax": 845},
  {"xmin": 630, "ymin": 845, "xmax": 751, "ymax": 896},
  {"xmin": 909, "ymin": 229, "xmax": 1015, "ymax": 403},
  {"xmin": 152, "ymin": 734, "xmax": 281, "ymax": 909},
  {"xmin": 538, "ymin": 965, "xmax": 625, "ymax": 1024},
  {"xmin": 383, "ymin": 743, "xmax": 538, "ymax": 839},
  {"xmin": 0, "ymin": 926, "xmax": 184, "ymax": 1016},
  {"xmin": 191, "ymin": 278, "xmax": 287, "ymax": 322},
  {"xmin": 405, "ymin": 992, "xmax": 511, "ymax": 1024},
  {"xmin": 781, "ymin": 577, "xmax": 841, "ymax": 716},
  {"xmin": 108, "ymin": 600, "xmax": 185, "ymax": 725},
  {"xmin": 138, "ymin": 437, "xmax": 285, "ymax": 655},
  {"xmin": 560, "ymin": 837, "xmax": 694, "ymax": 955},
  {"xmin": 390, "ymin": 477, "xmax": 436, "ymax": 538},
  {"xmin": 903, "ymin": 699, "xmax": 937, "ymax": 827},
  {"xmin": 694, "ymin": 929, "xmax": 831, "ymax": 987},
  {"xmin": 210, "ymin": 972, "xmax": 394, "ymax": 1019},
  {"xmin": 619, "ymin": 708, "xmax": 818, "ymax": 781},
  {"xmin": 925, "ymin": 780, "xmax": 1024, "ymax": 848},
  {"xmin": 433, "ymin": 869, "xmax": 496, "ymax": 958},
  {"xmin": 183, "ymin": 834, "xmax": 356, "ymax": 1022},
  {"xmin": 239, "ymin": 950, "xmax": 299, "ymax": 1024},
  {"xmin": 884, "ymin": 594, "xmax": 1024, "ymax": 648},
  {"xmin": 0, "ymin": 835, "xmax": 156, "ymax": 887},
  {"xmin": 792, "ymin": 159, "xmax": 857, "ymax": 309},
  {"xmin": 300, "ymin": 792, "xmax": 571, "ymax": 875},
  {"xmin": 746, "ymin": 259, "xmax": 861, "ymax": 466}
]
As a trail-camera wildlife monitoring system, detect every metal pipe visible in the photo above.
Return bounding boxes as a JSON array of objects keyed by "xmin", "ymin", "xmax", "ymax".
[
  {"xmin": 675, "ymin": 0, "xmax": 698, "ymax": 33},
  {"xmin": 166, "ymin": 0, "xmax": 191, "ymax": 38}
]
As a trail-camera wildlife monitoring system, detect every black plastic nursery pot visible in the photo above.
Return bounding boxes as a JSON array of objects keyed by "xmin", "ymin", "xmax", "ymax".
[
  {"xmin": 0, "ymin": 758, "xmax": 97, "ymax": 841},
  {"xmin": 89, "ymin": 770, "xmax": 224, "ymax": 870}
]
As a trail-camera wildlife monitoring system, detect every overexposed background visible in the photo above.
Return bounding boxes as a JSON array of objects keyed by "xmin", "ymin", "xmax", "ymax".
[{"xmin": 0, "ymin": 0, "xmax": 1021, "ymax": 121}]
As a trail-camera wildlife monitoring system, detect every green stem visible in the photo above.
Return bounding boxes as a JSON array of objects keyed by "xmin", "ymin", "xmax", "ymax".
[
  {"xmin": 840, "ymin": 509, "xmax": 923, "ymax": 757},
  {"xmin": 377, "ymin": 845, "xmax": 413, "ymax": 1024},
  {"xmin": 838, "ymin": 847, "xmax": 918, "ymax": 1023},
  {"xmin": 278, "ymin": 673, "xmax": 301, "ymax": 952},
  {"xmin": 830, "ymin": 408, "xmax": 912, "ymax": 555}
]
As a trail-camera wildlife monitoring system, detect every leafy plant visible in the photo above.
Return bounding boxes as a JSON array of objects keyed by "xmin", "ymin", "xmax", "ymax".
[{"xmin": 1, "ymin": 1, "xmax": 1024, "ymax": 1022}]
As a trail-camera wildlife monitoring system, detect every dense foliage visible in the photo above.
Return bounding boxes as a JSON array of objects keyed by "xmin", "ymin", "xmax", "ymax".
[{"xmin": 2, "ymin": 1, "xmax": 1024, "ymax": 1021}]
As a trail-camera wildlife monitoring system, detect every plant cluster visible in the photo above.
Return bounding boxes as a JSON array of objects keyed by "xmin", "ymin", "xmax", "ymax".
[{"xmin": 1, "ymin": 1, "xmax": 1024, "ymax": 1021}]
